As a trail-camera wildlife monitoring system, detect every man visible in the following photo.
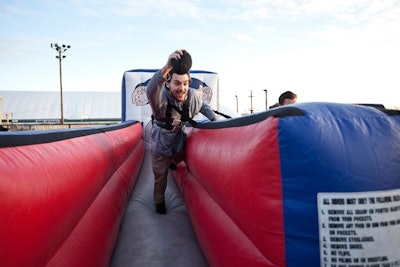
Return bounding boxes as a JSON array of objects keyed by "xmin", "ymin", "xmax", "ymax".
[
  {"xmin": 146, "ymin": 49, "xmax": 217, "ymax": 214},
  {"xmin": 278, "ymin": 91, "xmax": 297, "ymax": 106}
]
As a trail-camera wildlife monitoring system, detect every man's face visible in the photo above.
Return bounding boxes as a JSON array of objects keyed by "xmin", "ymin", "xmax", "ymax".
[{"xmin": 167, "ymin": 73, "xmax": 190, "ymax": 102}]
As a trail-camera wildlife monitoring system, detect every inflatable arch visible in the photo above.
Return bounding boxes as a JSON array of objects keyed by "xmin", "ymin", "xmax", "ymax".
[
  {"xmin": 1, "ymin": 100, "xmax": 400, "ymax": 267},
  {"xmin": 121, "ymin": 69, "xmax": 219, "ymax": 122}
]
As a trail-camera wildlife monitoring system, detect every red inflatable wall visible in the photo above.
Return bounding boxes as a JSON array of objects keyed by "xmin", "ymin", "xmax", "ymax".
[
  {"xmin": 0, "ymin": 122, "xmax": 144, "ymax": 267},
  {"xmin": 174, "ymin": 117, "xmax": 284, "ymax": 267},
  {"xmin": 174, "ymin": 103, "xmax": 400, "ymax": 267}
]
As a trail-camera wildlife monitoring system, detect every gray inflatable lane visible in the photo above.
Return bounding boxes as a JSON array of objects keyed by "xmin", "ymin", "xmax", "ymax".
[{"xmin": 110, "ymin": 149, "xmax": 208, "ymax": 267}]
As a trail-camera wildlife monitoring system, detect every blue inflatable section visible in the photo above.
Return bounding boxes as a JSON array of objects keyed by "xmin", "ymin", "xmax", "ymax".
[{"xmin": 278, "ymin": 103, "xmax": 400, "ymax": 266}]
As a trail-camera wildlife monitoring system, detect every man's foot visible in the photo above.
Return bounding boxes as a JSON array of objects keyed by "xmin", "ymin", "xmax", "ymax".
[
  {"xmin": 169, "ymin": 163, "xmax": 177, "ymax": 170},
  {"xmin": 155, "ymin": 202, "xmax": 167, "ymax": 214}
]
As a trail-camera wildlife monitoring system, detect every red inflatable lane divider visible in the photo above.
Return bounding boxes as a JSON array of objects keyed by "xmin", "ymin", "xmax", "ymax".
[
  {"xmin": 47, "ymin": 141, "xmax": 144, "ymax": 266},
  {"xmin": 175, "ymin": 117, "xmax": 285, "ymax": 267},
  {"xmin": 177, "ymin": 170, "xmax": 273, "ymax": 267},
  {"xmin": 0, "ymin": 122, "xmax": 144, "ymax": 267}
]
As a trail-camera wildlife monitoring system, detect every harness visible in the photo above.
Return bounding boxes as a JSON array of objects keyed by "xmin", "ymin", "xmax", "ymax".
[{"xmin": 153, "ymin": 99, "xmax": 197, "ymax": 131}]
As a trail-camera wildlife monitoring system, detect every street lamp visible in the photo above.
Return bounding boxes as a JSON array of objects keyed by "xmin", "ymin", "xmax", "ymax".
[
  {"xmin": 264, "ymin": 89, "xmax": 268, "ymax": 110},
  {"xmin": 235, "ymin": 95, "xmax": 238, "ymax": 113},
  {"xmin": 50, "ymin": 43, "xmax": 71, "ymax": 124},
  {"xmin": 249, "ymin": 90, "xmax": 254, "ymax": 114}
]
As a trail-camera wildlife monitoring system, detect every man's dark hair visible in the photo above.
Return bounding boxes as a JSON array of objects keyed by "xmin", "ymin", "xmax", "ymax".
[
  {"xmin": 171, "ymin": 51, "xmax": 192, "ymax": 74},
  {"xmin": 167, "ymin": 51, "xmax": 192, "ymax": 83}
]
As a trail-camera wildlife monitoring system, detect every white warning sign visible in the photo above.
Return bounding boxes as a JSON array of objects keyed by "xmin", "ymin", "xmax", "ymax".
[{"xmin": 318, "ymin": 189, "xmax": 400, "ymax": 267}]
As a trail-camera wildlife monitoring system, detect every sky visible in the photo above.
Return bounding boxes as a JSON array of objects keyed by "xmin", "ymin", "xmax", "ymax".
[{"xmin": 1, "ymin": 0, "xmax": 400, "ymax": 116}]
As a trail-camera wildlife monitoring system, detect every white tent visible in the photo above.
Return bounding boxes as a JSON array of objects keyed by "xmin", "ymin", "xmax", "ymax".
[{"xmin": 0, "ymin": 91, "xmax": 121, "ymax": 121}]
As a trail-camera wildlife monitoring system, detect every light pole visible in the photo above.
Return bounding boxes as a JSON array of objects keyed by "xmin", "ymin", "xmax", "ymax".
[
  {"xmin": 249, "ymin": 90, "xmax": 254, "ymax": 114},
  {"xmin": 235, "ymin": 95, "xmax": 238, "ymax": 113},
  {"xmin": 264, "ymin": 89, "xmax": 268, "ymax": 110},
  {"xmin": 51, "ymin": 43, "xmax": 71, "ymax": 124}
]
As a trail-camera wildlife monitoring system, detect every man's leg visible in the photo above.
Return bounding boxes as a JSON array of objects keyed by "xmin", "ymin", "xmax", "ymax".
[{"xmin": 151, "ymin": 152, "xmax": 172, "ymax": 214}]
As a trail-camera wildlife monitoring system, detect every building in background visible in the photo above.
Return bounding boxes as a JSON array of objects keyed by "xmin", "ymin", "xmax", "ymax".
[{"xmin": 0, "ymin": 91, "xmax": 121, "ymax": 130}]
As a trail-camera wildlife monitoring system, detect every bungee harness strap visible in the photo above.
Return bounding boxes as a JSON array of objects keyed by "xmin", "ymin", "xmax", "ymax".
[{"xmin": 152, "ymin": 100, "xmax": 197, "ymax": 131}]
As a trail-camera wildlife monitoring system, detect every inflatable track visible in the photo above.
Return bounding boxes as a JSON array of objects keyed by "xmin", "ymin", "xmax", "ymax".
[
  {"xmin": 1, "ymin": 102, "xmax": 400, "ymax": 267},
  {"xmin": 110, "ymin": 149, "xmax": 207, "ymax": 267}
]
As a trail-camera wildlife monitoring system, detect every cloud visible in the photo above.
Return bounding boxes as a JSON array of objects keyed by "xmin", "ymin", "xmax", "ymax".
[
  {"xmin": 69, "ymin": 0, "xmax": 204, "ymax": 19},
  {"xmin": 231, "ymin": 33, "xmax": 254, "ymax": 43}
]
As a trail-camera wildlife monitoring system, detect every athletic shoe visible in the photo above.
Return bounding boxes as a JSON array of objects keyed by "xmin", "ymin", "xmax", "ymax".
[{"xmin": 155, "ymin": 202, "xmax": 167, "ymax": 214}]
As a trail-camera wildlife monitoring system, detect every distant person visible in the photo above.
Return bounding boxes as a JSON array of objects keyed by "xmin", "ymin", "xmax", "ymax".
[
  {"xmin": 279, "ymin": 91, "xmax": 297, "ymax": 106},
  {"xmin": 146, "ymin": 49, "xmax": 217, "ymax": 214},
  {"xmin": 268, "ymin": 91, "xmax": 297, "ymax": 109}
]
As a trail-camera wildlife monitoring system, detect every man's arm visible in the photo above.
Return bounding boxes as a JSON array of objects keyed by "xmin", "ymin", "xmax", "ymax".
[
  {"xmin": 146, "ymin": 50, "xmax": 179, "ymax": 101},
  {"xmin": 200, "ymin": 103, "xmax": 218, "ymax": 121},
  {"xmin": 146, "ymin": 50, "xmax": 186, "ymax": 116}
]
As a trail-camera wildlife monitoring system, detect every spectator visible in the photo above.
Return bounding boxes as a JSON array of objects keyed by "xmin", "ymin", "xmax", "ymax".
[{"xmin": 279, "ymin": 91, "xmax": 297, "ymax": 106}]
